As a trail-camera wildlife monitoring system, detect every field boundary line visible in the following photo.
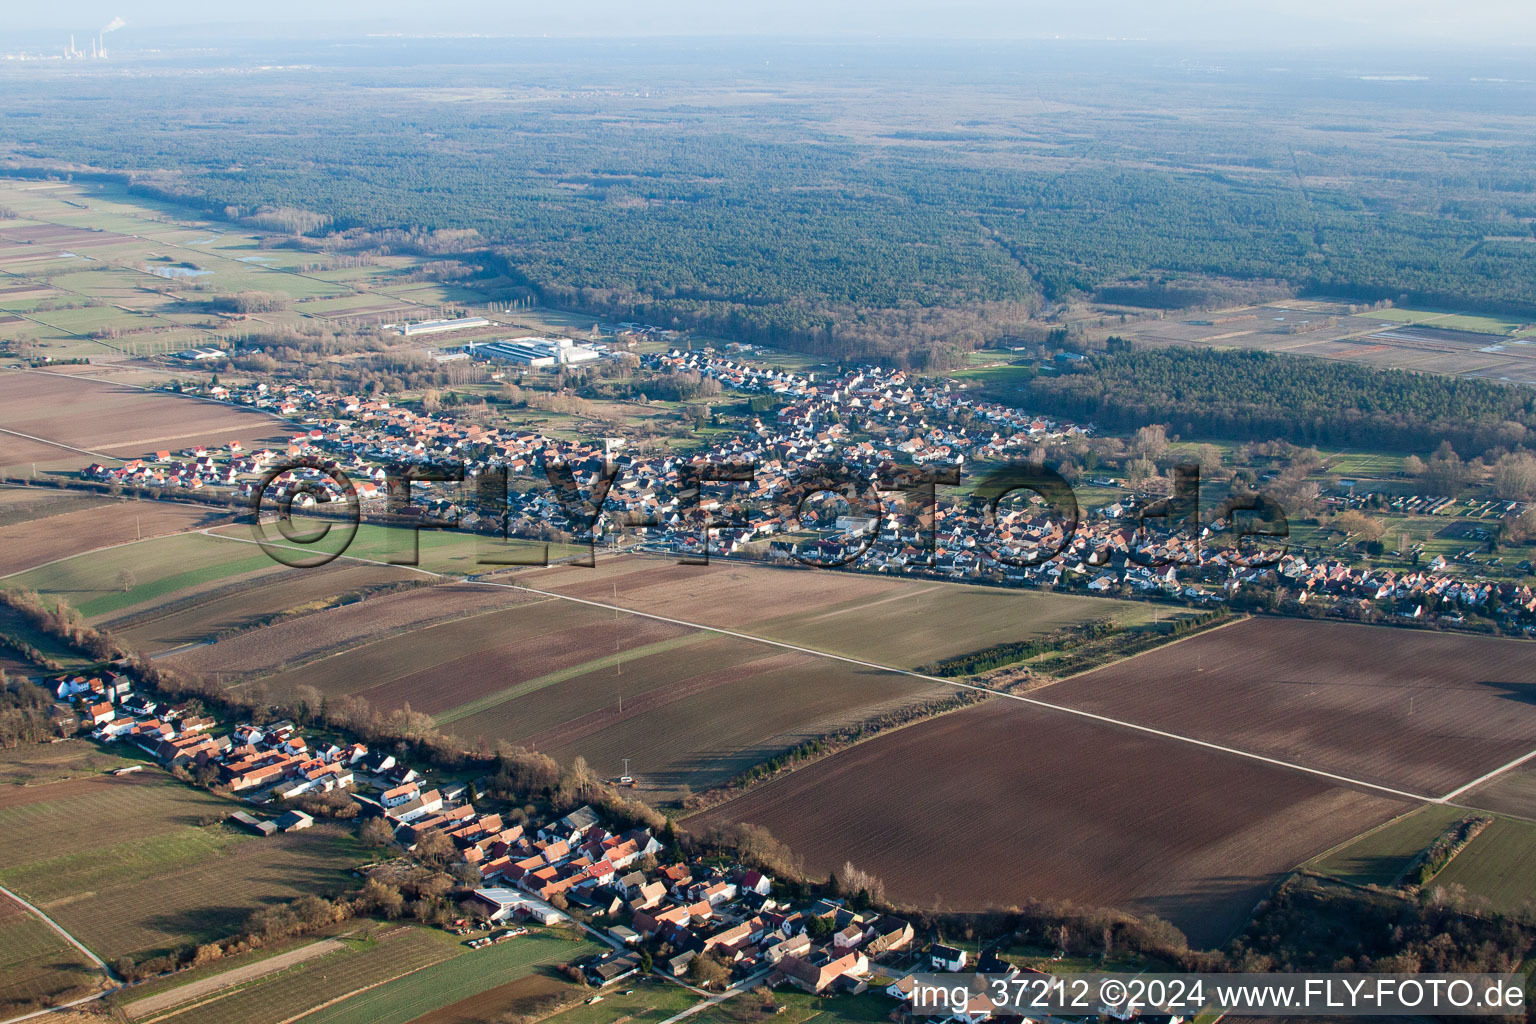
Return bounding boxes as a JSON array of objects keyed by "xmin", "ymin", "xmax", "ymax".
[
  {"xmin": 1300, "ymin": 805, "xmax": 1435, "ymax": 874},
  {"xmin": 209, "ymin": 591, "xmax": 558, "ymax": 681},
  {"xmin": 274, "ymin": 937, "xmax": 589, "ymax": 1024},
  {"xmin": 267, "ymin": 956, "xmax": 448, "ymax": 1024},
  {"xmin": 433, "ymin": 631, "xmax": 712, "ymax": 725},
  {"xmin": 0, "ymin": 499, "xmax": 240, "ymax": 580},
  {"xmin": 196, "ymin": 532, "xmax": 1450, "ymax": 805},
  {"xmin": 492, "ymin": 582, "xmax": 1440, "ymax": 804},
  {"xmin": 1438, "ymin": 746, "xmax": 1536, "ymax": 802},
  {"xmin": 123, "ymin": 938, "xmax": 346, "ymax": 1021},
  {"xmin": 0, "ymin": 424, "xmax": 122, "ymax": 464},
  {"xmin": 1024, "ymin": 612, "xmax": 1250, "ymax": 688},
  {"xmin": 1444, "ymin": 801, "xmax": 1536, "ymax": 825},
  {"xmin": 0, "ymin": 881, "xmax": 111, "ymax": 978}
]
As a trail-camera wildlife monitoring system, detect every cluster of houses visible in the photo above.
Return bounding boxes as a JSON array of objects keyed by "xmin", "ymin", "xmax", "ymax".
[
  {"xmin": 52, "ymin": 673, "xmax": 1185, "ymax": 1022},
  {"xmin": 452, "ymin": 801, "xmax": 915, "ymax": 997},
  {"xmin": 71, "ymin": 345, "xmax": 1536, "ymax": 629},
  {"xmin": 462, "ymin": 807, "xmax": 1179, "ymax": 1024},
  {"xmin": 1265, "ymin": 553, "xmax": 1536, "ymax": 621},
  {"xmin": 63, "ymin": 674, "xmax": 471, "ymax": 818}
]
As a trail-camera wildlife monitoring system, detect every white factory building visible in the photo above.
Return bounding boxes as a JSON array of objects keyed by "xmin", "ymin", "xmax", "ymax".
[
  {"xmin": 464, "ymin": 337, "xmax": 601, "ymax": 367},
  {"xmin": 393, "ymin": 316, "xmax": 490, "ymax": 336}
]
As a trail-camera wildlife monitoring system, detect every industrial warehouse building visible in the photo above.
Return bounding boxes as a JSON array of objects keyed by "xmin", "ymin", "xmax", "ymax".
[
  {"xmin": 393, "ymin": 316, "xmax": 490, "ymax": 336},
  {"xmin": 463, "ymin": 336, "xmax": 602, "ymax": 366}
]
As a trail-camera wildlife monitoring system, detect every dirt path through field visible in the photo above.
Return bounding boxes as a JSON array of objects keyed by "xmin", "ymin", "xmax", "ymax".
[
  {"xmin": 199, "ymin": 527, "xmax": 1508, "ymax": 803},
  {"xmin": 785, "ymin": 583, "xmax": 942, "ymax": 624},
  {"xmin": 123, "ymin": 939, "xmax": 344, "ymax": 1020},
  {"xmin": 0, "ymin": 883, "xmax": 109, "ymax": 976}
]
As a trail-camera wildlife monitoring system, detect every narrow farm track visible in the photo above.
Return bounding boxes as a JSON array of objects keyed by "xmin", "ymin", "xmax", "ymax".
[
  {"xmin": 0, "ymin": 424, "xmax": 119, "ymax": 462},
  {"xmin": 0, "ymin": 882, "xmax": 111, "ymax": 976},
  {"xmin": 192, "ymin": 528, "xmax": 1519, "ymax": 804}
]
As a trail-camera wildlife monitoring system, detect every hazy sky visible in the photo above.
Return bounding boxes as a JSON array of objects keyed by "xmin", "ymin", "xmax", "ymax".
[{"xmin": 15, "ymin": 0, "xmax": 1536, "ymax": 48}]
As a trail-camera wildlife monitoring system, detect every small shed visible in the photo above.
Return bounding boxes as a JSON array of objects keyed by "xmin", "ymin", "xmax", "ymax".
[
  {"xmin": 275, "ymin": 810, "xmax": 314, "ymax": 832},
  {"xmin": 230, "ymin": 811, "xmax": 276, "ymax": 837}
]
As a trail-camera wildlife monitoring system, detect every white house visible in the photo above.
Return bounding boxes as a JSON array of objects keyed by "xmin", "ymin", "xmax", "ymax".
[{"xmin": 930, "ymin": 943, "xmax": 967, "ymax": 972}]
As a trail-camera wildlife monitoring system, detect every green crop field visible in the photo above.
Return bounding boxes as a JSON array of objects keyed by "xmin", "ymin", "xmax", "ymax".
[
  {"xmin": 209, "ymin": 520, "xmax": 584, "ymax": 577},
  {"xmin": 1429, "ymin": 817, "xmax": 1536, "ymax": 913},
  {"xmin": 1308, "ymin": 805, "xmax": 1466, "ymax": 886},
  {"xmin": 0, "ymin": 604, "xmax": 97, "ymax": 669},
  {"xmin": 0, "ymin": 757, "xmax": 369, "ymax": 963},
  {"xmin": 139, "ymin": 927, "xmax": 459, "ymax": 1024},
  {"xmin": 9, "ymin": 532, "xmax": 278, "ymax": 620},
  {"xmin": 1370, "ymin": 307, "xmax": 1536, "ymax": 336},
  {"xmin": 534, "ymin": 978, "xmax": 703, "ymax": 1024},
  {"xmin": 293, "ymin": 930, "xmax": 603, "ymax": 1024},
  {"xmin": 749, "ymin": 581, "xmax": 1147, "ymax": 669},
  {"xmin": 688, "ymin": 989, "xmax": 896, "ymax": 1024},
  {"xmin": 0, "ymin": 900, "xmax": 101, "ymax": 1013}
]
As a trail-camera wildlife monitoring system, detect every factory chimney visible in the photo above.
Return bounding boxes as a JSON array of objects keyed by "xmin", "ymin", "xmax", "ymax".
[{"xmin": 99, "ymin": 17, "xmax": 127, "ymax": 60}]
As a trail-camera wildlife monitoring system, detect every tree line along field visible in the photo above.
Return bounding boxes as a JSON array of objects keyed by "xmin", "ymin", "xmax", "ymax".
[
  {"xmin": 1032, "ymin": 616, "xmax": 1536, "ymax": 798},
  {"xmin": 0, "ymin": 744, "xmax": 369, "ymax": 970},
  {"xmin": 1307, "ymin": 805, "xmax": 1467, "ymax": 888},
  {"xmin": 688, "ymin": 614, "xmax": 1536, "ymax": 948},
  {"xmin": 166, "ymin": 556, "xmax": 1143, "ymax": 796},
  {"xmin": 687, "ymin": 693, "xmax": 1408, "ymax": 950},
  {"xmin": 0, "ymin": 179, "xmax": 489, "ymax": 367},
  {"xmin": 1311, "ymin": 806, "xmax": 1536, "ymax": 915},
  {"xmin": 0, "ymin": 604, "xmax": 95, "ymax": 673},
  {"xmin": 1429, "ymin": 817, "xmax": 1536, "ymax": 915}
]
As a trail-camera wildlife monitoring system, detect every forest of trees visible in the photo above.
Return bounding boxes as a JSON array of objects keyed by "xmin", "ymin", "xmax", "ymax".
[
  {"xmin": 7, "ymin": 44, "xmax": 1536, "ymax": 365},
  {"xmin": 1027, "ymin": 346, "xmax": 1536, "ymax": 456}
]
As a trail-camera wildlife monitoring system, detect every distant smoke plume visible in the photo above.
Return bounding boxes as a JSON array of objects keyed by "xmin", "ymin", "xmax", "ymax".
[{"xmin": 102, "ymin": 17, "xmax": 126, "ymax": 34}]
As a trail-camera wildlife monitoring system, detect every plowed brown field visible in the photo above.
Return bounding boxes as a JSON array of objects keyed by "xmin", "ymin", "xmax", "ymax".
[
  {"xmin": 0, "ymin": 372, "xmax": 289, "ymax": 467},
  {"xmin": 1038, "ymin": 617, "xmax": 1536, "ymax": 796},
  {"xmin": 689, "ymin": 696, "xmax": 1406, "ymax": 949},
  {"xmin": 0, "ymin": 500, "xmax": 228, "ymax": 576}
]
